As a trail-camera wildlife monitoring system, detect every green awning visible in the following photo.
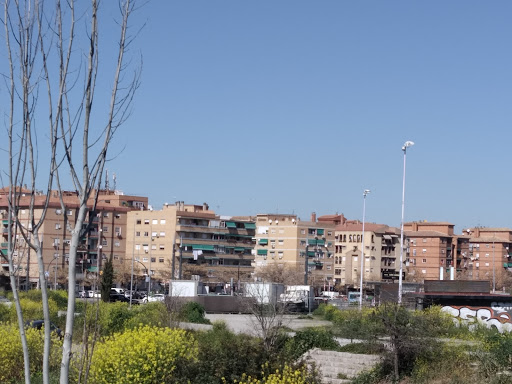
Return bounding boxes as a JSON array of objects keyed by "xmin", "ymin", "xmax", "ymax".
[
  {"xmin": 226, "ymin": 221, "xmax": 237, "ymax": 228},
  {"xmin": 204, "ymin": 256, "xmax": 219, "ymax": 260},
  {"xmin": 308, "ymin": 261, "xmax": 317, "ymax": 266},
  {"xmin": 87, "ymin": 266, "xmax": 98, "ymax": 272},
  {"xmin": 317, "ymin": 229, "xmax": 325, "ymax": 235},
  {"xmin": 1, "ymin": 243, "xmax": 8, "ymax": 248},
  {"xmin": 259, "ymin": 239, "xmax": 268, "ymax": 245},
  {"xmin": 316, "ymin": 239, "xmax": 325, "ymax": 245},
  {"xmin": 308, "ymin": 239, "xmax": 317, "ymax": 246},
  {"xmin": 234, "ymin": 247, "xmax": 245, "ymax": 252},
  {"xmin": 244, "ymin": 222, "xmax": 256, "ymax": 229},
  {"xmin": 504, "ymin": 263, "xmax": 509, "ymax": 268},
  {"xmin": 2, "ymin": 220, "xmax": 9, "ymax": 225},
  {"xmin": 193, "ymin": 244, "xmax": 214, "ymax": 251},
  {"xmin": 307, "ymin": 251, "xmax": 316, "ymax": 257},
  {"xmin": 0, "ymin": 249, "xmax": 7, "ymax": 256},
  {"xmin": 508, "ymin": 263, "xmax": 512, "ymax": 267},
  {"xmin": 257, "ymin": 249, "xmax": 268, "ymax": 255}
]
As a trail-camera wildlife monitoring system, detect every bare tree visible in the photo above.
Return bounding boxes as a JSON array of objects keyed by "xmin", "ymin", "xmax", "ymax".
[
  {"xmin": 1, "ymin": 1, "xmax": 142, "ymax": 383},
  {"xmin": 254, "ymin": 263, "xmax": 304, "ymax": 286}
]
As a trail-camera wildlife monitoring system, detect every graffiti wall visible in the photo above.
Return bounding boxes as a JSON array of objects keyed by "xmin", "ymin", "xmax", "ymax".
[{"xmin": 441, "ymin": 302, "xmax": 512, "ymax": 333}]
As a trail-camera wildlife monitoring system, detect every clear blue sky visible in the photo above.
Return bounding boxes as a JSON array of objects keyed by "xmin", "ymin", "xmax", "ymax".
[{"xmin": 5, "ymin": 1, "xmax": 512, "ymax": 233}]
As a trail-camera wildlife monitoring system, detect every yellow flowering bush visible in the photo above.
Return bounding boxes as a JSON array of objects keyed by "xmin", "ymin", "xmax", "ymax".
[
  {"xmin": 0, "ymin": 322, "xmax": 62, "ymax": 382},
  {"xmin": 229, "ymin": 364, "xmax": 313, "ymax": 384},
  {"xmin": 88, "ymin": 325, "xmax": 198, "ymax": 384},
  {"xmin": 9, "ymin": 297, "xmax": 59, "ymax": 324}
]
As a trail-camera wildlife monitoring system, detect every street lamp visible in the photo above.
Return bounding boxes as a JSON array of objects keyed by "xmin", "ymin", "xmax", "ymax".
[
  {"xmin": 398, "ymin": 140, "xmax": 414, "ymax": 304},
  {"xmin": 46, "ymin": 254, "xmax": 60, "ymax": 290},
  {"xmin": 359, "ymin": 189, "xmax": 370, "ymax": 309}
]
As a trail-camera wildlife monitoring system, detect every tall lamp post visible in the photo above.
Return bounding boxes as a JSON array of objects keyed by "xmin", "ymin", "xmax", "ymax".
[
  {"xmin": 359, "ymin": 189, "xmax": 370, "ymax": 309},
  {"xmin": 398, "ymin": 140, "xmax": 414, "ymax": 304}
]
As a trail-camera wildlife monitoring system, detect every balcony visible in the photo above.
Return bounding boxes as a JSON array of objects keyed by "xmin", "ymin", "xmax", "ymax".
[{"xmin": 1, "ymin": 242, "xmax": 8, "ymax": 249}]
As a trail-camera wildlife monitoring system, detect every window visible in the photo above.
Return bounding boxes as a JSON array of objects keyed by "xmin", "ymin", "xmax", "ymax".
[
  {"xmin": 412, "ymin": 249, "xmax": 417, "ymax": 256},
  {"xmin": 485, "ymin": 253, "xmax": 489, "ymax": 258},
  {"xmin": 55, "ymin": 209, "xmax": 62, "ymax": 215},
  {"xmin": 136, "ymin": 219, "xmax": 141, "ymax": 225},
  {"xmin": 422, "ymin": 238, "xmax": 427, "ymax": 243},
  {"xmin": 102, "ymin": 239, "xmax": 107, "ymax": 246},
  {"xmin": 300, "ymin": 240, "xmax": 306, "ymax": 246},
  {"xmin": 301, "ymin": 229, "xmax": 306, "ymax": 235},
  {"xmin": 66, "ymin": 209, "xmax": 73, "ymax": 215},
  {"xmin": 327, "ymin": 265, "xmax": 331, "ymax": 270},
  {"xmin": 152, "ymin": 231, "xmax": 157, "ymax": 237},
  {"xmin": 55, "ymin": 223, "xmax": 61, "ymax": 230},
  {"xmin": 114, "ymin": 255, "xmax": 119, "ymax": 260},
  {"xmin": 142, "ymin": 257, "xmax": 148, "ymax": 262},
  {"xmin": 114, "ymin": 241, "xmax": 120, "ymax": 247},
  {"xmin": 440, "ymin": 259, "xmax": 444, "ymax": 264},
  {"xmin": 160, "ymin": 232, "xmax": 165, "ymax": 237},
  {"xmin": 422, "ymin": 259, "xmax": 427, "ymax": 263},
  {"xmin": 115, "ymin": 227, "xmax": 121, "ymax": 234},
  {"xmin": 422, "ymin": 269, "xmax": 427, "ymax": 274},
  {"xmin": 279, "ymin": 229, "xmax": 284, "ymax": 234},
  {"xmin": 103, "ymin": 212, "xmax": 109, "ymax": 218},
  {"xmin": 152, "ymin": 219, "xmax": 158, "ymax": 225},
  {"xmin": 151, "ymin": 257, "xmax": 156, "ymax": 263},
  {"xmin": 278, "ymin": 240, "xmax": 284, "ymax": 246},
  {"xmin": 422, "ymin": 249, "xmax": 427, "ymax": 253},
  {"xmin": 327, "ymin": 231, "xmax": 332, "ymax": 236},
  {"xmin": 102, "ymin": 226, "xmax": 108, "ymax": 233},
  {"xmin": 135, "ymin": 244, "xmax": 140, "ymax": 250},
  {"xmin": 159, "ymin": 245, "xmax": 165, "ymax": 250},
  {"xmin": 270, "ymin": 229, "xmax": 276, "ymax": 234},
  {"xmin": 160, "ymin": 219, "xmax": 166, "ymax": 225},
  {"xmin": 152, "ymin": 244, "xmax": 157, "ymax": 250},
  {"xmin": 486, "ymin": 244, "xmax": 490, "ymax": 248},
  {"xmin": 485, "ymin": 262, "xmax": 490, "ymax": 266},
  {"xmin": 115, "ymin": 213, "xmax": 121, "ymax": 219},
  {"xmin": 159, "ymin": 258, "xmax": 164, "ymax": 263},
  {"xmin": 270, "ymin": 251, "xmax": 275, "ymax": 258},
  {"xmin": 136, "ymin": 231, "xmax": 140, "ymax": 237},
  {"xmin": 278, "ymin": 252, "xmax": 283, "ymax": 259},
  {"xmin": 144, "ymin": 232, "xmax": 149, "ymax": 237},
  {"xmin": 144, "ymin": 219, "xmax": 149, "ymax": 225}
]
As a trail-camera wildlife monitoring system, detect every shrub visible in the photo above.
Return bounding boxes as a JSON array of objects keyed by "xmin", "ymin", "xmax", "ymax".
[
  {"xmin": 88, "ymin": 325, "xmax": 198, "ymax": 384},
  {"xmin": 0, "ymin": 322, "xmax": 62, "ymax": 383},
  {"xmin": 187, "ymin": 321, "xmax": 267, "ymax": 384},
  {"xmin": 10, "ymin": 297, "xmax": 59, "ymax": 324},
  {"xmin": 338, "ymin": 342, "xmax": 387, "ymax": 354},
  {"xmin": 283, "ymin": 327, "xmax": 340, "ymax": 360},
  {"xmin": 125, "ymin": 302, "xmax": 169, "ymax": 329},
  {"xmin": 179, "ymin": 301, "xmax": 210, "ymax": 324},
  {"xmin": 229, "ymin": 364, "xmax": 320, "ymax": 384}
]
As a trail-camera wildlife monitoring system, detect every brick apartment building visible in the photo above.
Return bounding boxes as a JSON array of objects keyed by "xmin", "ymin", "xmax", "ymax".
[{"xmin": 0, "ymin": 188, "xmax": 147, "ymax": 290}]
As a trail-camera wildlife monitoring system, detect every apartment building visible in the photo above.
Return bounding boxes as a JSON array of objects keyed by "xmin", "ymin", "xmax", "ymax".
[
  {"xmin": 126, "ymin": 202, "xmax": 256, "ymax": 286},
  {"xmin": 0, "ymin": 188, "xmax": 148, "ymax": 289},
  {"xmin": 462, "ymin": 227, "xmax": 512, "ymax": 289},
  {"xmin": 334, "ymin": 220, "xmax": 401, "ymax": 288},
  {"xmin": 253, "ymin": 213, "xmax": 335, "ymax": 286},
  {"xmin": 404, "ymin": 222, "xmax": 458, "ymax": 281}
]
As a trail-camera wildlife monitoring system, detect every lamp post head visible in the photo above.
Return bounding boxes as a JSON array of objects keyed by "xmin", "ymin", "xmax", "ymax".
[
  {"xmin": 363, "ymin": 189, "xmax": 371, "ymax": 197},
  {"xmin": 402, "ymin": 141, "xmax": 415, "ymax": 151}
]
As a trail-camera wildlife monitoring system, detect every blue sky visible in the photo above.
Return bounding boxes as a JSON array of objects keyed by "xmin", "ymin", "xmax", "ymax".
[{"xmin": 3, "ymin": 1, "xmax": 512, "ymax": 233}]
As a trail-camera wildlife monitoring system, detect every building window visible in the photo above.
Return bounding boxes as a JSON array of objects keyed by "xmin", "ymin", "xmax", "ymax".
[
  {"xmin": 270, "ymin": 229, "xmax": 276, "ymax": 234},
  {"xmin": 152, "ymin": 219, "xmax": 158, "ymax": 225},
  {"xmin": 422, "ymin": 269, "xmax": 426, "ymax": 274},
  {"xmin": 327, "ymin": 231, "xmax": 332, "ymax": 236},
  {"xmin": 412, "ymin": 249, "xmax": 417, "ymax": 256},
  {"xmin": 327, "ymin": 265, "xmax": 331, "ymax": 270},
  {"xmin": 103, "ymin": 212, "xmax": 109, "ymax": 218},
  {"xmin": 151, "ymin": 257, "xmax": 156, "ymax": 263},
  {"xmin": 160, "ymin": 219, "xmax": 166, "ymax": 225},
  {"xmin": 102, "ymin": 226, "xmax": 108, "ymax": 233},
  {"xmin": 102, "ymin": 239, "xmax": 107, "ymax": 246},
  {"xmin": 144, "ymin": 232, "xmax": 148, "ymax": 237},
  {"xmin": 66, "ymin": 209, "xmax": 73, "ymax": 215},
  {"xmin": 115, "ymin": 213, "xmax": 121, "ymax": 219},
  {"xmin": 422, "ymin": 259, "xmax": 427, "ymax": 263},
  {"xmin": 270, "ymin": 251, "xmax": 275, "ymax": 259},
  {"xmin": 152, "ymin": 244, "xmax": 157, "ymax": 250},
  {"xmin": 278, "ymin": 240, "xmax": 284, "ymax": 246},
  {"xmin": 135, "ymin": 244, "xmax": 140, "ymax": 250},
  {"xmin": 278, "ymin": 252, "xmax": 283, "ymax": 259},
  {"xmin": 142, "ymin": 257, "xmax": 148, "ymax": 262},
  {"xmin": 55, "ymin": 209, "xmax": 62, "ymax": 215},
  {"xmin": 422, "ymin": 249, "xmax": 426, "ymax": 253},
  {"xmin": 160, "ymin": 232, "xmax": 165, "ymax": 237},
  {"xmin": 152, "ymin": 232, "xmax": 158, "ymax": 237},
  {"xmin": 300, "ymin": 240, "xmax": 306, "ymax": 246},
  {"xmin": 485, "ymin": 253, "xmax": 489, "ymax": 258},
  {"xmin": 423, "ymin": 238, "xmax": 427, "ymax": 243},
  {"xmin": 144, "ymin": 219, "xmax": 149, "ymax": 225},
  {"xmin": 301, "ymin": 229, "xmax": 306, "ymax": 235},
  {"xmin": 114, "ymin": 241, "xmax": 120, "ymax": 247},
  {"xmin": 113, "ymin": 255, "xmax": 119, "ymax": 260},
  {"xmin": 136, "ymin": 231, "xmax": 140, "ymax": 237},
  {"xmin": 159, "ymin": 258, "xmax": 164, "ymax": 263},
  {"xmin": 159, "ymin": 245, "xmax": 165, "ymax": 250},
  {"xmin": 136, "ymin": 220, "xmax": 141, "ymax": 225},
  {"xmin": 55, "ymin": 223, "xmax": 61, "ymax": 230}
]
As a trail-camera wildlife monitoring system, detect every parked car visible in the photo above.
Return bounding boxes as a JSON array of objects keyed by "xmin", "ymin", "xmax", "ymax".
[
  {"xmin": 109, "ymin": 293, "xmax": 129, "ymax": 303},
  {"xmin": 143, "ymin": 293, "xmax": 165, "ymax": 303},
  {"xmin": 26, "ymin": 320, "xmax": 62, "ymax": 339},
  {"xmin": 78, "ymin": 290, "xmax": 89, "ymax": 298},
  {"xmin": 111, "ymin": 287, "xmax": 125, "ymax": 295},
  {"xmin": 88, "ymin": 290, "xmax": 101, "ymax": 299}
]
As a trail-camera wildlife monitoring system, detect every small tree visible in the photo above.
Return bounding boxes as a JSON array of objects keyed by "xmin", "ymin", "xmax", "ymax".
[{"xmin": 100, "ymin": 259, "xmax": 114, "ymax": 302}]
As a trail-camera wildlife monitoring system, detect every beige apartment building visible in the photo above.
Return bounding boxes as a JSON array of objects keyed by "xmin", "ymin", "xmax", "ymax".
[
  {"xmin": 333, "ymin": 219, "xmax": 401, "ymax": 288},
  {"xmin": 126, "ymin": 202, "xmax": 256, "ymax": 288},
  {"xmin": 253, "ymin": 213, "xmax": 335, "ymax": 286},
  {"xmin": 0, "ymin": 188, "xmax": 148, "ymax": 290}
]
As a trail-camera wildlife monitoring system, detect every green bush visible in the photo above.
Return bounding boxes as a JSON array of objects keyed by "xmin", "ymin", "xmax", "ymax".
[
  {"xmin": 9, "ymin": 297, "xmax": 59, "ymax": 324},
  {"xmin": 186, "ymin": 321, "xmax": 268, "ymax": 384},
  {"xmin": 283, "ymin": 327, "xmax": 340, "ymax": 360},
  {"xmin": 88, "ymin": 325, "xmax": 198, "ymax": 384},
  {"xmin": 338, "ymin": 342, "xmax": 387, "ymax": 354},
  {"xmin": 125, "ymin": 302, "xmax": 169, "ymax": 329},
  {"xmin": 179, "ymin": 301, "xmax": 210, "ymax": 324},
  {"xmin": 0, "ymin": 322, "xmax": 62, "ymax": 383}
]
